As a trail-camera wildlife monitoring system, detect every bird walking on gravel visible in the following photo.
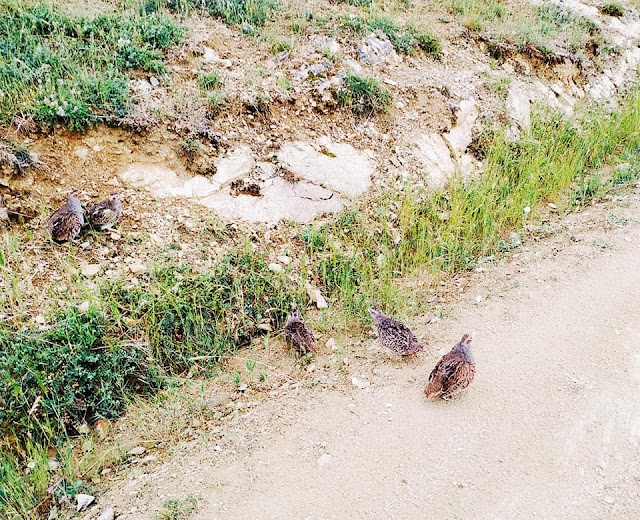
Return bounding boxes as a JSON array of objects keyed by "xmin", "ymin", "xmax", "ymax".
[
  {"xmin": 44, "ymin": 190, "xmax": 85, "ymax": 243},
  {"xmin": 284, "ymin": 309, "xmax": 317, "ymax": 355},
  {"xmin": 424, "ymin": 333, "xmax": 476, "ymax": 400},
  {"xmin": 86, "ymin": 193, "xmax": 122, "ymax": 230},
  {"xmin": 368, "ymin": 306, "xmax": 424, "ymax": 356}
]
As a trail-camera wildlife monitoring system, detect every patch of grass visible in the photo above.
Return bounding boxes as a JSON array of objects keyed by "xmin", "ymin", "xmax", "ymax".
[
  {"xmin": 0, "ymin": 0, "xmax": 184, "ymax": 130},
  {"xmin": 101, "ymin": 243, "xmax": 304, "ymax": 374},
  {"xmin": 0, "ymin": 307, "xmax": 162, "ymax": 448},
  {"xmin": 342, "ymin": 16, "xmax": 441, "ymax": 56},
  {"xmin": 0, "ymin": 139, "xmax": 42, "ymax": 173},
  {"xmin": 600, "ymin": 2, "xmax": 625, "ymax": 17},
  {"xmin": 157, "ymin": 495, "xmax": 200, "ymax": 520},
  {"xmin": 167, "ymin": 0, "xmax": 276, "ymax": 29},
  {"xmin": 270, "ymin": 37, "xmax": 293, "ymax": 54},
  {"xmin": 197, "ymin": 72, "xmax": 221, "ymax": 92},
  {"xmin": 337, "ymin": 72, "xmax": 391, "ymax": 116}
]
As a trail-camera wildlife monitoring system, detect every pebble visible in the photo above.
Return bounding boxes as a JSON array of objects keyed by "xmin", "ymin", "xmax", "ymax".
[
  {"xmin": 78, "ymin": 300, "xmax": 90, "ymax": 314},
  {"xmin": 325, "ymin": 338, "xmax": 337, "ymax": 350},
  {"xmin": 268, "ymin": 263, "xmax": 283, "ymax": 272},
  {"xmin": 127, "ymin": 446, "xmax": 146, "ymax": 456},
  {"xmin": 351, "ymin": 377, "xmax": 370, "ymax": 389},
  {"xmin": 35, "ymin": 315, "xmax": 46, "ymax": 325},
  {"xmin": 475, "ymin": 295, "xmax": 484, "ymax": 304},
  {"xmin": 277, "ymin": 255, "xmax": 291, "ymax": 265},
  {"xmin": 98, "ymin": 507, "xmax": 115, "ymax": 520},
  {"xmin": 604, "ymin": 495, "xmax": 615, "ymax": 505},
  {"xmin": 317, "ymin": 453, "xmax": 332, "ymax": 467},
  {"xmin": 81, "ymin": 264, "xmax": 101, "ymax": 278},
  {"xmin": 548, "ymin": 202, "xmax": 557, "ymax": 211},
  {"xmin": 75, "ymin": 493, "xmax": 95, "ymax": 512},
  {"xmin": 110, "ymin": 232, "xmax": 121, "ymax": 240},
  {"xmin": 128, "ymin": 263, "xmax": 146, "ymax": 274},
  {"xmin": 307, "ymin": 363, "xmax": 316, "ymax": 373},
  {"xmin": 237, "ymin": 384, "xmax": 248, "ymax": 392}
]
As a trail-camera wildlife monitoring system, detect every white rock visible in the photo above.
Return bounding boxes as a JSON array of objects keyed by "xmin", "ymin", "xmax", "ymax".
[
  {"xmin": 75, "ymin": 493, "xmax": 95, "ymax": 512},
  {"xmin": 325, "ymin": 338, "xmax": 337, "ymax": 350},
  {"xmin": 317, "ymin": 453, "xmax": 332, "ymax": 467},
  {"xmin": 268, "ymin": 263, "xmax": 283, "ymax": 272},
  {"xmin": 128, "ymin": 263, "xmax": 146, "ymax": 274},
  {"xmin": 444, "ymin": 99, "xmax": 479, "ymax": 156},
  {"xmin": 127, "ymin": 446, "xmax": 146, "ymax": 456},
  {"xmin": 78, "ymin": 300, "xmax": 90, "ymax": 314},
  {"xmin": 358, "ymin": 32, "xmax": 398, "ymax": 65},
  {"xmin": 74, "ymin": 147, "xmax": 89, "ymax": 160},
  {"xmin": 507, "ymin": 86, "xmax": 532, "ymax": 130},
  {"xmin": 35, "ymin": 315, "xmax": 45, "ymax": 325},
  {"xmin": 80, "ymin": 264, "xmax": 101, "ymax": 278},
  {"xmin": 98, "ymin": 507, "xmax": 115, "ymax": 520},
  {"xmin": 277, "ymin": 255, "xmax": 291, "ymax": 265},
  {"xmin": 110, "ymin": 232, "xmax": 121, "ymax": 241},
  {"xmin": 414, "ymin": 133, "xmax": 456, "ymax": 188},
  {"xmin": 352, "ymin": 377, "xmax": 370, "ymax": 389},
  {"xmin": 213, "ymin": 146, "xmax": 255, "ymax": 186}
]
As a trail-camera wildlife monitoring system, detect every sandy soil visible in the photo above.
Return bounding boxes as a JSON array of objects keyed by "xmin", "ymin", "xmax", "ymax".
[{"xmin": 88, "ymin": 187, "xmax": 640, "ymax": 520}]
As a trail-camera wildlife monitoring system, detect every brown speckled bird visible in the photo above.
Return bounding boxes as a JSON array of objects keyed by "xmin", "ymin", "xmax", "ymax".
[
  {"xmin": 86, "ymin": 193, "xmax": 122, "ymax": 230},
  {"xmin": 368, "ymin": 306, "xmax": 424, "ymax": 356},
  {"xmin": 424, "ymin": 333, "xmax": 476, "ymax": 400},
  {"xmin": 284, "ymin": 309, "xmax": 317, "ymax": 355},
  {"xmin": 45, "ymin": 190, "xmax": 84, "ymax": 243}
]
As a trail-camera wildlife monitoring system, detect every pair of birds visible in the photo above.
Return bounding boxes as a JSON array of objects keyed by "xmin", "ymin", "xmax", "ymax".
[
  {"xmin": 285, "ymin": 306, "xmax": 475, "ymax": 400},
  {"xmin": 45, "ymin": 190, "xmax": 122, "ymax": 243}
]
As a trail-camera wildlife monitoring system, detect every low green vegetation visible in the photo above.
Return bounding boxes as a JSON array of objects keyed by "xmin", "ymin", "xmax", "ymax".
[
  {"xmin": 156, "ymin": 495, "xmax": 200, "ymax": 520},
  {"xmin": 447, "ymin": 0, "xmax": 611, "ymax": 60},
  {"xmin": 337, "ymin": 72, "xmax": 392, "ymax": 115},
  {"xmin": 600, "ymin": 2, "xmax": 625, "ymax": 17},
  {"xmin": 0, "ymin": 0, "xmax": 184, "ymax": 130},
  {"xmin": 164, "ymin": 0, "xmax": 277, "ymax": 30},
  {"xmin": 342, "ymin": 15, "xmax": 441, "ymax": 56}
]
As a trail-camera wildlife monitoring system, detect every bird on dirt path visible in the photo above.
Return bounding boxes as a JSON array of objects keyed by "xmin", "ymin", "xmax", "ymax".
[
  {"xmin": 284, "ymin": 309, "xmax": 317, "ymax": 355},
  {"xmin": 424, "ymin": 333, "xmax": 476, "ymax": 400},
  {"xmin": 86, "ymin": 193, "xmax": 122, "ymax": 230},
  {"xmin": 45, "ymin": 190, "xmax": 85, "ymax": 243},
  {"xmin": 368, "ymin": 306, "xmax": 424, "ymax": 356}
]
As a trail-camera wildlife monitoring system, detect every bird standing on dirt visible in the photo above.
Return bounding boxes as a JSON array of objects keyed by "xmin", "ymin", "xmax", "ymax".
[
  {"xmin": 284, "ymin": 309, "xmax": 317, "ymax": 355},
  {"xmin": 44, "ymin": 190, "xmax": 85, "ymax": 243},
  {"xmin": 368, "ymin": 306, "xmax": 424, "ymax": 356},
  {"xmin": 86, "ymin": 193, "xmax": 122, "ymax": 230},
  {"xmin": 424, "ymin": 333, "xmax": 476, "ymax": 400}
]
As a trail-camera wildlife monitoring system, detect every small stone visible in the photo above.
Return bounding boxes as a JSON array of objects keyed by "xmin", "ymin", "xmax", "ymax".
[
  {"xmin": 326, "ymin": 338, "xmax": 337, "ymax": 350},
  {"xmin": 81, "ymin": 264, "xmax": 101, "ymax": 278},
  {"xmin": 106, "ymin": 177, "xmax": 120, "ymax": 187},
  {"xmin": 237, "ymin": 384, "xmax": 248, "ymax": 392},
  {"xmin": 110, "ymin": 232, "xmax": 121, "ymax": 241},
  {"xmin": 475, "ymin": 295, "xmax": 483, "ymax": 304},
  {"xmin": 127, "ymin": 446, "xmax": 146, "ymax": 456},
  {"xmin": 101, "ymin": 468, "xmax": 112, "ymax": 476},
  {"xmin": 352, "ymin": 377, "xmax": 370, "ymax": 389},
  {"xmin": 98, "ymin": 507, "xmax": 115, "ymax": 520},
  {"xmin": 48, "ymin": 459, "xmax": 60, "ymax": 471},
  {"xmin": 77, "ymin": 422, "xmax": 91, "ymax": 434},
  {"xmin": 75, "ymin": 493, "xmax": 95, "ymax": 512},
  {"xmin": 277, "ymin": 255, "xmax": 291, "ymax": 265},
  {"xmin": 140, "ymin": 455, "xmax": 157, "ymax": 463},
  {"xmin": 35, "ymin": 315, "xmax": 45, "ymax": 325},
  {"xmin": 78, "ymin": 300, "xmax": 90, "ymax": 314},
  {"xmin": 268, "ymin": 263, "xmax": 283, "ymax": 272},
  {"xmin": 307, "ymin": 363, "xmax": 316, "ymax": 373},
  {"xmin": 523, "ymin": 206, "xmax": 531, "ymax": 214},
  {"xmin": 548, "ymin": 202, "xmax": 557, "ymax": 211},
  {"xmin": 317, "ymin": 453, "xmax": 332, "ymax": 467},
  {"xmin": 150, "ymin": 76, "xmax": 159, "ymax": 87},
  {"xmin": 604, "ymin": 495, "xmax": 615, "ymax": 505},
  {"xmin": 509, "ymin": 232, "xmax": 522, "ymax": 247},
  {"xmin": 128, "ymin": 263, "xmax": 146, "ymax": 274}
]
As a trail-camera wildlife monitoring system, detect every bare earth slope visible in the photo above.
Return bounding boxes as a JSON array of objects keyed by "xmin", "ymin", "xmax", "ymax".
[{"xmin": 99, "ymin": 190, "xmax": 640, "ymax": 519}]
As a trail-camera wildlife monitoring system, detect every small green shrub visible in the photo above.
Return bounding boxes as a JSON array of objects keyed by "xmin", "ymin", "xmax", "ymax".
[
  {"xmin": 600, "ymin": 2, "xmax": 624, "ymax": 17},
  {"xmin": 337, "ymin": 72, "xmax": 391, "ymax": 116},
  {"xmin": 102, "ymin": 244, "xmax": 304, "ymax": 373},
  {"xmin": 0, "ymin": 307, "xmax": 162, "ymax": 446}
]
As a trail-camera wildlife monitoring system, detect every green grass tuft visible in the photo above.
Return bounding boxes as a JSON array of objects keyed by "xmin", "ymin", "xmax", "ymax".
[
  {"xmin": 166, "ymin": 0, "xmax": 277, "ymax": 28},
  {"xmin": 337, "ymin": 72, "xmax": 391, "ymax": 116},
  {"xmin": 157, "ymin": 495, "xmax": 200, "ymax": 520},
  {"xmin": 600, "ymin": 2, "xmax": 625, "ymax": 17}
]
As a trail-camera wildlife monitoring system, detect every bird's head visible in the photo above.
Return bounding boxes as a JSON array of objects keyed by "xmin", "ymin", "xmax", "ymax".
[
  {"xmin": 108, "ymin": 193, "xmax": 122, "ymax": 202},
  {"xmin": 368, "ymin": 306, "xmax": 380, "ymax": 316},
  {"xmin": 460, "ymin": 333, "xmax": 474, "ymax": 345}
]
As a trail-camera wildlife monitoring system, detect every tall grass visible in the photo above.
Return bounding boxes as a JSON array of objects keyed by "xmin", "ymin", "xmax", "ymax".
[{"xmin": 302, "ymin": 91, "xmax": 640, "ymax": 327}]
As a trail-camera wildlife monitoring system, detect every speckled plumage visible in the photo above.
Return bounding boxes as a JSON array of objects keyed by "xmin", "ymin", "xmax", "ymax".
[
  {"xmin": 424, "ymin": 334, "xmax": 476, "ymax": 400},
  {"xmin": 45, "ymin": 191, "xmax": 84, "ymax": 243},
  {"xmin": 284, "ymin": 310, "xmax": 317, "ymax": 355},
  {"xmin": 86, "ymin": 193, "xmax": 122, "ymax": 230},
  {"xmin": 368, "ymin": 306, "xmax": 424, "ymax": 356}
]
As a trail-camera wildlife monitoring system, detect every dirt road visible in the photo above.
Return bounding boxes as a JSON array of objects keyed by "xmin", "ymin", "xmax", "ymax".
[{"xmin": 99, "ymin": 190, "xmax": 640, "ymax": 520}]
